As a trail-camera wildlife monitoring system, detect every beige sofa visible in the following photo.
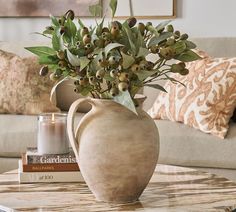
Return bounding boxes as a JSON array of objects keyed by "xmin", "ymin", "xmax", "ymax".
[{"xmin": 0, "ymin": 38, "xmax": 236, "ymax": 180}]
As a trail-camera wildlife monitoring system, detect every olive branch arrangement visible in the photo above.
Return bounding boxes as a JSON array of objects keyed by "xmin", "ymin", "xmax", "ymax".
[{"xmin": 26, "ymin": 0, "xmax": 200, "ymax": 113}]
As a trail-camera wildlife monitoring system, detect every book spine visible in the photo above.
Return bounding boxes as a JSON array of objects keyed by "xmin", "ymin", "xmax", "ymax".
[
  {"xmin": 18, "ymin": 160, "xmax": 84, "ymax": 183},
  {"xmin": 22, "ymin": 163, "xmax": 80, "ymax": 172},
  {"xmin": 26, "ymin": 154, "xmax": 77, "ymax": 164},
  {"xmin": 19, "ymin": 171, "xmax": 84, "ymax": 183}
]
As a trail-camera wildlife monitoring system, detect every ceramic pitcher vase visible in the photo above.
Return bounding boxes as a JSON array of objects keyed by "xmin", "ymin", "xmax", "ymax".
[{"xmin": 67, "ymin": 97, "xmax": 159, "ymax": 203}]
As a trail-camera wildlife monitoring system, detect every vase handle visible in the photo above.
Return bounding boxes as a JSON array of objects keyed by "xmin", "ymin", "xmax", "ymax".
[{"xmin": 67, "ymin": 97, "xmax": 91, "ymax": 162}]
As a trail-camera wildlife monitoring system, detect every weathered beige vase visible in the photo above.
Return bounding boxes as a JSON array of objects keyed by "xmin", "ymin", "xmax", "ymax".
[{"xmin": 67, "ymin": 97, "xmax": 159, "ymax": 203}]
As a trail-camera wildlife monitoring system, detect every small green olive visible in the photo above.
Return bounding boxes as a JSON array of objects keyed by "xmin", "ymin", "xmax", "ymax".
[
  {"xmin": 171, "ymin": 64, "xmax": 183, "ymax": 73},
  {"xmin": 96, "ymin": 69, "xmax": 105, "ymax": 79},
  {"xmin": 139, "ymin": 60, "xmax": 148, "ymax": 70},
  {"xmin": 58, "ymin": 16, "xmax": 66, "ymax": 26},
  {"xmin": 160, "ymin": 47, "xmax": 175, "ymax": 60},
  {"xmin": 131, "ymin": 64, "xmax": 141, "ymax": 72},
  {"xmin": 127, "ymin": 17, "xmax": 137, "ymax": 28},
  {"xmin": 83, "ymin": 34, "xmax": 91, "ymax": 44},
  {"xmin": 102, "ymin": 32, "xmax": 110, "ymax": 40},
  {"xmin": 57, "ymin": 51, "xmax": 65, "ymax": 60},
  {"xmin": 98, "ymin": 59, "xmax": 109, "ymax": 68},
  {"xmin": 119, "ymin": 72, "xmax": 129, "ymax": 82},
  {"xmin": 166, "ymin": 38, "xmax": 175, "ymax": 46},
  {"xmin": 79, "ymin": 77, "xmax": 88, "ymax": 85},
  {"xmin": 108, "ymin": 56, "xmax": 117, "ymax": 65},
  {"xmin": 180, "ymin": 68, "xmax": 189, "ymax": 75},
  {"xmin": 89, "ymin": 76, "xmax": 97, "ymax": 85},
  {"xmin": 166, "ymin": 24, "xmax": 174, "ymax": 32},
  {"xmin": 60, "ymin": 26, "xmax": 66, "ymax": 34},
  {"xmin": 39, "ymin": 66, "xmax": 49, "ymax": 76},
  {"xmin": 94, "ymin": 39, "xmax": 104, "ymax": 48},
  {"xmin": 174, "ymin": 30, "xmax": 181, "ymax": 38},
  {"xmin": 118, "ymin": 82, "xmax": 128, "ymax": 92},
  {"xmin": 55, "ymin": 69, "xmax": 63, "ymax": 77},
  {"xmin": 180, "ymin": 33, "xmax": 189, "ymax": 40},
  {"xmin": 102, "ymin": 27, "xmax": 110, "ymax": 33},
  {"xmin": 110, "ymin": 87, "xmax": 119, "ymax": 97},
  {"xmin": 150, "ymin": 45, "xmax": 159, "ymax": 54},
  {"xmin": 81, "ymin": 27, "xmax": 89, "ymax": 36},
  {"xmin": 111, "ymin": 26, "xmax": 119, "ymax": 37},
  {"xmin": 65, "ymin": 10, "xmax": 75, "ymax": 20},
  {"xmin": 138, "ymin": 22, "xmax": 145, "ymax": 35},
  {"xmin": 179, "ymin": 62, "xmax": 186, "ymax": 68},
  {"xmin": 110, "ymin": 70, "xmax": 118, "ymax": 78},
  {"xmin": 58, "ymin": 60, "xmax": 67, "ymax": 68},
  {"xmin": 49, "ymin": 72, "xmax": 58, "ymax": 81},
  {"xmin": 74, "ymin": 80, "xmax": 80, "ymax": 85}
]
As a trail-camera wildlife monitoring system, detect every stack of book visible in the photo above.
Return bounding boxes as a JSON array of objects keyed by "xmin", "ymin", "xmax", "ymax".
[{"xmin": 18, "ymin": 147, "xmax": 84, "ymax": 183}]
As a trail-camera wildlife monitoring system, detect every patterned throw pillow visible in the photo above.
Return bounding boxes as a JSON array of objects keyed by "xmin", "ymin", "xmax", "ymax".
[
  {"xmin": 148, "ymin": 53, "xmax": 236, "ymax": 139},
  {"xmin": 0, "ymin": 50, "xmax": 59, "ymax": 114}
]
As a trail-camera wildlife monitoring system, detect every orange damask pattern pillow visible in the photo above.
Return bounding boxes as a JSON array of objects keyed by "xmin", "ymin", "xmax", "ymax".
[
  {"xmin": 148, "ymin": 55, "xmax": 236, "ymax": 139},
  {"xmin": 0, "ymin": 50, "xmax": 59, "ymax": 115}
]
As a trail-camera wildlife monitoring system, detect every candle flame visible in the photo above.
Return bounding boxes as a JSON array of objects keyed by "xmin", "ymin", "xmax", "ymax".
[{"xmin": 52, "ymin": 113, "xmax": 55, "ymax": 121}]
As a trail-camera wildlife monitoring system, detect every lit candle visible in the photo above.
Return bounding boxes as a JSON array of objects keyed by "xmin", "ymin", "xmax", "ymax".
[{"xmin": 37, "ymin": 113, "xmax": 69, "ymax": 155}]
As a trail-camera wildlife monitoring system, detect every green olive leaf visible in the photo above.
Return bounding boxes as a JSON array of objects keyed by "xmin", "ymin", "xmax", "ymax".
[
  {"xmin": 121, "ymin": 52, "xmax": 135, "ymax": 69},
  {"xmin": 156, "ymin": 20, "xmax": 171, "ymax": 32},
  {"xmin": 146, "ymin": 25, "xmax": 159, "ymax": 37},
  {"xmin": 105, "ymin": 43, "xmax": 124, "ymax": 57},
  {"xmin": 66, "ymin": 49, "xmax": 80, "ymax": 66},
  {"xmin": 136, "ymin": 70, "xmax": 158, "ymax": 81},
  {"xmin": 96, "ymin": 16, "xmax": 105, "ymax": 36},
  {"xmin": 80, "ymin": 86, "xmax": 93, "ymax": 96},
  {"xmin": 148, "ymin": 32, "xmax": 173, "ymax": 48},
  {"xmin": 25, "ymin": 46, "xmax": 56, "ymax": 57},
  {"xmin": 52, "ymin": 32, "xmax": 61, "ymax": 51},
  {"xmin": 137, "ymin": 47, "xmax": 150, "ymax": 58},
  {"xmin": 175, "ymin": 50, "xmax": 202, "ymax": 62},
  {"xmin": 38, "ymin": 55, "xmax": 59, "ymax": 65},
  {"xmin": 50, "ymin": 14, "xmax": 60, "ymax": 27},
  {"xmin": 78, "ymin": 19, "xmax": 85, "ymax": 28},
  {"xmin": 109, "ymin": 0, "xmax": 117, "ymax": 18},
  {"xmin": 145, "ymin": 84, "xmax": 167, "ymax": 93},
  {"xmin": 183, "ymin": 40, "xmax": 197, "ymax": 49},
  {"xmin": 104, "ymin": 72, "xmax": 115, "ymax": 82},
  {"xmin": 122, "ymin": 22, "xmax": 137, "ymax": 55},
  {"xmin": 173, "ymin": 41, "xmax": 186, "ymax": 55},
  {"xmin": 89, "ymin": 3, "xmax": 102, "ymax": 17},
  {"xmin": 79, "ymin": 57, "xmax": 90, "ymax": 70},
  {"xmin": 113, "ymin": 90, "xmax": 138, "ymax": 115},
  {"xmin": 64, "ymin": 18, "xmax": 77, "ymax": 38}
]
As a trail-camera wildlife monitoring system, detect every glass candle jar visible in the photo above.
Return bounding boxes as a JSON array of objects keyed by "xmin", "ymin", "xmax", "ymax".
[{"xmin": 37, "ymin": 113, "xmax": 69, "ymax": 154}]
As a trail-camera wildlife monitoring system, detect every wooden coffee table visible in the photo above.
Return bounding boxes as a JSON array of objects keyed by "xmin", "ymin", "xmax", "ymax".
[{"xmin": 0, "ymin": 164, "xmax": 236, "ymax": 212}]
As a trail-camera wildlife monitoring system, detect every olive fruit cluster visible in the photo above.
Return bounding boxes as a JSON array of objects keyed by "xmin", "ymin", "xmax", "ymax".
[
  {"xmin": 32, "ymin": 7, "xmax": 199, "ymax": 101},
  {"xmin": 170, "ymin": 62, "xmax": 189, "ymax": 75}
]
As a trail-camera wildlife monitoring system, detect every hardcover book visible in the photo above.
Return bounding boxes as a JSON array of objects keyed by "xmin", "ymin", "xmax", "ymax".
[
  {"xmin": 22, "ymin": 154, "xmax": 79, "ymax": 172},
  {"xmin": 26, "ymin": 147, "xmax": 77, "ymax": 164},
  {"xmin": 18, "ymin": 160, "xmax": 84, "ymax": 183}
]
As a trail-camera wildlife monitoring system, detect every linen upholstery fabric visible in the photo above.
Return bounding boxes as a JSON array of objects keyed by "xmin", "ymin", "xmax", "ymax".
[
  {"xmin": 148, "ymin": 55, "xmax": 236, "ymax": 138},
  {"xmin": 0, "ymin": 113, "xmax": 236, "ymax": 173},
  {"xmin": 0, "ymin": 50, "xmax": 59, "ymax": 114}
]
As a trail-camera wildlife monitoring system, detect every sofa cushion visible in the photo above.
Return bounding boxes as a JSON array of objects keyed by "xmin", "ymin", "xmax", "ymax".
[
  {"xmin": 157, "ymin": 120, "xmax": 236, "ymax": 169},
  {"xmin": 0, "ymin": 50, "xmax": 59, "ymax": 114},
  {"xmin": 1, "ymin": 112, "xmax": 236, "ymax": 170},
  {"xmin": 149, "ymin": 56, "xmax": 236, "ymax": 139}
]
